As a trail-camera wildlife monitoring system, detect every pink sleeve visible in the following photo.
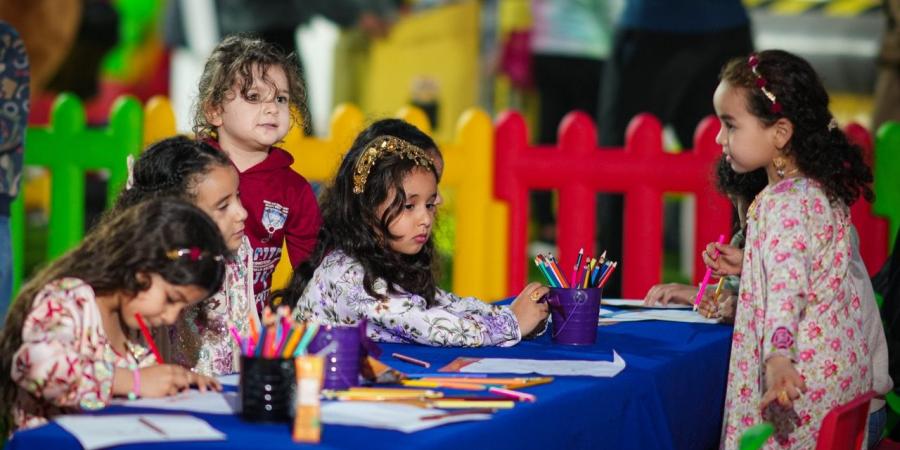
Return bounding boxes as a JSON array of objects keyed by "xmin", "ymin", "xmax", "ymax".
[
  {"xmin": 758, "ymin": 195, "xmax": 812, "ymax": 363},
  {"xmin": 11, "ymin": 287, "xmax": 113, "ymax": 410}
]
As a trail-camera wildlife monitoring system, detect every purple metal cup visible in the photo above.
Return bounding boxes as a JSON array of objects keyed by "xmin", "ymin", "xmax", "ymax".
[
  {"xmin": 307, "ymin": 324, "xmax": 362, "ymax": 389},
  {"xmin": 547, "ymin": 287, "xmax": 602, "ymax": 345}
]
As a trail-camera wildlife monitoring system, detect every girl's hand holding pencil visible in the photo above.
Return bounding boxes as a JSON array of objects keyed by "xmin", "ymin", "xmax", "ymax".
[{"xmin": 701, "ymin": 242, "xmax": 744, "ymax": 278}]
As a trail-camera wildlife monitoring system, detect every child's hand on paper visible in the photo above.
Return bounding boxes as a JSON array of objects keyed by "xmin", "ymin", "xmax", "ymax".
[
  {"xmin": 510, "ymin": 282, "xmax": 550, "ymax": 337},
  {"xmin": 760, "ymin": 355, "xmax": 806, "ymax": 411},
  {"xmin": 697, "ymin": 291, "xmax": 736, "ymax": 323},
  {"xmin": 643, "ymin": 283, "xmax": 698, "ymax": 306},
  {"xmin": 139, "ymin": 365, "xmax": 222, "ymax": 397},
  {"xmin": 702, "ymin": 242, "xmax": 743, "ymax": 277}
]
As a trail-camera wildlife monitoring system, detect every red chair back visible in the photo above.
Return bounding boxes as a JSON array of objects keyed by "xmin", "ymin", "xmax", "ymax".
[{"xmin": 815, "ymin": 390, "xmax": 875, "ymax": 450}]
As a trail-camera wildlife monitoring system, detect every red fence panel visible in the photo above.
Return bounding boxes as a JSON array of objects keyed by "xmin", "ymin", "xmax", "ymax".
[
  {"xmin": 495, "ymin": 111, "xmax": 731, "ymax": 298},
  {"xmin": 845, "ymin": 123, "xmax": 889, "ymax": 275}
]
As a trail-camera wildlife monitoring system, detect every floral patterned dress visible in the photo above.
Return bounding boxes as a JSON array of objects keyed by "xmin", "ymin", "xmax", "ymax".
[
  {"xmin": 720, "ymin": 178, "xmax": 871, "ymax": 449},
  {"xmin": 294, "ymin": 250, "xmax": 521, "ymax": 347},
  {"xmin": 11, "ymin": 278, "xmax": 155, "ymax": 431},
  {"xmin": 167, "ymin": 237, "xmax": 257, "ymax": 376}
]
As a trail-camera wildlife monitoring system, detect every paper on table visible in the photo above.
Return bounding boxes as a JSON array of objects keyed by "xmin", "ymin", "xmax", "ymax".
[
  {"xmin": 450, "ymin": 351, "xmax": 625, "ymax": 378},
  {"xmin": 218, "ymin": 373, "xmax": 239, "ymax": 386},
  {"xmin": 598, "ymin": 308, "xmax": 720, "ymax": 324},
  {"xmin": 321, "ymin": 401, "xmax": 491, "ymax": 433},
  {"xmin": 115, "ymin": 390, "xmax": 240, "ymax": 415},
  {"xmin": 54, "ymin": 414, "xmax": 225, "ymax": 450},
  {"xmin": 601, "ymin": 298, "xmax": 692, "ymax": 309}
]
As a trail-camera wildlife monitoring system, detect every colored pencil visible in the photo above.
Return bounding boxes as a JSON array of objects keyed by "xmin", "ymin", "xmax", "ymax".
[
  {"xmin": 392, "ymin": 352, "xmax": 431, "ymax": 368},
  {"xmin": 694, "ymin": 234, "xmax": 727, "ymax": 310},
  {"xmin": 134, "ymin": 313, "xmax": 163, "ymax": 364}
]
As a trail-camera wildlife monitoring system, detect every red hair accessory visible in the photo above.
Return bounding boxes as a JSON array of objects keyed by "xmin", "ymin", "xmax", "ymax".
[{"xmin": 748, "ymin": 54, "xmax": 782, "ymax": 114}]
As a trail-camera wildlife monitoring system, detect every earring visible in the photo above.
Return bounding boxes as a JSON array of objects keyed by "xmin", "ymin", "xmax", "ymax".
[{"xmin": 773, "ymin": 156, "xmax": 786, "ymax": 179}]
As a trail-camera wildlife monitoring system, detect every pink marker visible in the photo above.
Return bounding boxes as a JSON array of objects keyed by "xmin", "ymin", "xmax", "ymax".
[
  {"xmin": 694, "ymin": 234, "xmax": 727, "ymax": 311},
  {"xmin": 488, "ymin": 387, "xmax": 536, "ymax": 402}
]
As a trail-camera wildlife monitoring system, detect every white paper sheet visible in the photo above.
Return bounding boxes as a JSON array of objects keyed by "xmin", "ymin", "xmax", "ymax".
[
  {"xmin": 457, "ymin": 351, "xmax": 625, "ymax": 378},
  {"xmin": 54, "ymin": 414, "xmax": 225, "ymax": 450},
  {"xmin": 601, "ymin": 298, "xmax": 692, "ymax": 309},
  {"xmin": 115, "ymin": 390, "xmax": 240, "ymax": 415},
  {"xmin": 321, "ymin": 402, "xmax": 491, "ymax": 433},
  {"xmin": 217, "ymin": 374, "xmax": 239, "ymax": 387},
  {"xmin": 598, "ymin": 308, "xmax": 720, "ymax": 324}
]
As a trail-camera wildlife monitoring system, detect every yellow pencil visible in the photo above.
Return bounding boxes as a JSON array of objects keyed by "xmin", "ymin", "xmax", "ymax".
[
  {"xmin": 281, "ymin": 326, "xmax": 304, "ymax": 358},
  {"xmin": 402, "ymin": 380, "xmax": 486, "ymax": 391},
  {"xmin": 713, "ymin": 277, "xmax": 726, "ymax": 305}
]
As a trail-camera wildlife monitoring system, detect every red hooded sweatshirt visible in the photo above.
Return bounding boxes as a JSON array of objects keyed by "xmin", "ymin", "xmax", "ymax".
[{"xmin": 207, "ymin": 139, "xmax": 321, "ymax": 307}]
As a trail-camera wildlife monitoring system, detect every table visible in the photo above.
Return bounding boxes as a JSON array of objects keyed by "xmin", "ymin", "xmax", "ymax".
[{"xmin": 8, "ymin": 319, "xmax": 733, "ymax": 450}]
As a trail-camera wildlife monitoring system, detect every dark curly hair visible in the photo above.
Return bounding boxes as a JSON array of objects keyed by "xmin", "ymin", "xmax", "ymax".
[
  {"xmin": 719, "ymin": 49, "xmax": 873, "ymax": 207},
  {"xmin": 272, "ymin": 119, "xmax": 440, "ymax": 307},
  {"xmin": 0, "ymin": 198, "xmax": 228, "ymax": 433},
  {"xmin": 193, "ymin": 34, "xmax": 309, "ymax": 138},
  {"xmin": 714, "ymin": 156, "xmax": 768, "ymax": 204},
  {"xmin": 116, "ymin": 136, "xmax": 232, "ymax": 209}
]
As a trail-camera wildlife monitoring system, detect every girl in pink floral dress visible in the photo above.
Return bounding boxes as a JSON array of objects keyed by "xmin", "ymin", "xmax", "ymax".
[
  {"xmin": 117, "ymin": 136, "xmax": 257, "ymax": 376},
  {"xmin": 707, "ymin": 50, "xmax": 876, "ymax": 448},
  {"xmin": 0, "ymin": 199, "xmax": 226, "ymax": 434}
]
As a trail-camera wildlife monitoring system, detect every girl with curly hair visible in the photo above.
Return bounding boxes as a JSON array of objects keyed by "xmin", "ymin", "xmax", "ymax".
[{"xmin": 706, "ymin": 49, "xmax": 878, "ymax": 448}]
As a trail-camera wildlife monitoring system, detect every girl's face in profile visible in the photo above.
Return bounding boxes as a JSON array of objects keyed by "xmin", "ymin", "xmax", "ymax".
[
  {"xmin": 193, "ymin": 164, "xmax": 247, "ymax": 251},
  {"xmin": 377, "ymin": 167, "xmax": 438, "ymax": 255},
  {"xmin": 713, "ymin": 81, "xmax": 779, "ymax": 177},
  {"xmin": 122, "ymin": 273, "xmax": 207, "ymax": 328}
]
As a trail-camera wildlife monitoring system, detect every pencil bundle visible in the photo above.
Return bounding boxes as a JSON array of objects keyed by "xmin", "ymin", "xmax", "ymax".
[
  {"xmin": 534, "ymin": 248, "xmax": 618, "ymax": 290},
  {"xmin": 230, "ymin": 305, "xmax": 321, "ymax": 359}
]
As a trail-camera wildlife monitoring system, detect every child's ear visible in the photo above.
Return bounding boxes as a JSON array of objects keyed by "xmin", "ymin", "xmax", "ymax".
[
  {"xmin": 771, "ymin": 117, "xmax": 794, "ymax": 151},
  {"xmin": 205, "ymin": 104, "xmax": 224, "ymax": 127},
  {"xmin": 135, "ymin": 271, "xmax": 150, "ymax": 288}
]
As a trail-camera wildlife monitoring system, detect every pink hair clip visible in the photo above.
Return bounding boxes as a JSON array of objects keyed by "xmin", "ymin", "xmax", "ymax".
[{"xmin": 748, "ymin": 54, "xmax": 782, "ymax": 114}]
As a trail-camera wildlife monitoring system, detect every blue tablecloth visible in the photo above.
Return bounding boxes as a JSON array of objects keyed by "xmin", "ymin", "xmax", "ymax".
[{"xmin": 8, "ymin": 319, "xmax": 733, "ymax": 450}]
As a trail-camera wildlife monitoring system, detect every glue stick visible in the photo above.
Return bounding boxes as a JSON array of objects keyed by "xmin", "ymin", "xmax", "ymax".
[{"xmin": 293, "ymin": 355, "xmax": 324, "ymax": 443}]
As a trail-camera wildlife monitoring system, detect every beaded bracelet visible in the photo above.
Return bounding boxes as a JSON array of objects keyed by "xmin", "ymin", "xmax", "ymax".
[{"xmin": 128, "ymin": 364, "xmax": 141, "ymax": 401}]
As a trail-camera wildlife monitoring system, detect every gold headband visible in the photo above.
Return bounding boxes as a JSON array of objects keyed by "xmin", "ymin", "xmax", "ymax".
[{"xmin": 352, "ymin": 136, "xmax": 434, "ymax": 194}]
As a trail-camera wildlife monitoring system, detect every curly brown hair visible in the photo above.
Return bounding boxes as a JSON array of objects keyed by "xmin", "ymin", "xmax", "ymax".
[
  {"xmin": 719, "ymin": 49, "xmax": 873, "ymax": 207},
  {"xmin": 193, "ymin": 34, "xmax": 309, "ymax": 139}
]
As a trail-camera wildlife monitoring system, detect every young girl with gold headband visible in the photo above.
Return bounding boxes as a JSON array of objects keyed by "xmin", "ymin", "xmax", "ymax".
[{"xmin": 275, "ymin": 120, "xmax": 549, "ymax": 347}]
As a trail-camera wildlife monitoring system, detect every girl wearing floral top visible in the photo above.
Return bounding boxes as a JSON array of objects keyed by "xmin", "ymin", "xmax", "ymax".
[
  {"xmin": 276, "ymin": 120, "xmax": 549, "ymax": 346},
  {"xmin": 704, "ymin": 50, "xmax": 877, "ymax": 448},
  {"xmin": 0, "ymin": 199, "xmax": 225, "ymax": 434},
  {"xmin": 116, "ymin": 136, "xmax": 257, "ymax": 376}
]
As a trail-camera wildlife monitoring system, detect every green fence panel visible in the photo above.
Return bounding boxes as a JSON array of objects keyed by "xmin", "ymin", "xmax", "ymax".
[
  {"xmin": 875, "ymin": 121, "xmax": 900, "ymax": 249},
  {"xmin": 11, "ymin": 93, "xmax": 143, "ymax": 294}
]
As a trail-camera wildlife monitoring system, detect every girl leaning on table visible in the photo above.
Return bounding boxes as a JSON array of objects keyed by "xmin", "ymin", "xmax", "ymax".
[
  {"xmin": 0, "ymin": 199, "xmax": 224, "ymax": 434},
  {"xmin": 274, "ymin": 119, "xmax": 550, "ymax": 347},
  {"xmin": 702, "ymin": 49, "xmax": 883, "ymax": 448},
  {"xmin": 116, "ymin": 136, "xmax": 257, "ymax": 376},
  {"xmin": 643, "ymin": 155, "xmax": 767, "ymax": 322}
]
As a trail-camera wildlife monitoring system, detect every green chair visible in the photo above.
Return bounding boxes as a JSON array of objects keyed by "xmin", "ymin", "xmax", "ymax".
[
  {"xmin": 11, "ymin": 93, "xmax": 142, "ymax": 294},
  {"xmin": 740, "ymin": 423, "xmax": 774, "ymax": 450}
]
